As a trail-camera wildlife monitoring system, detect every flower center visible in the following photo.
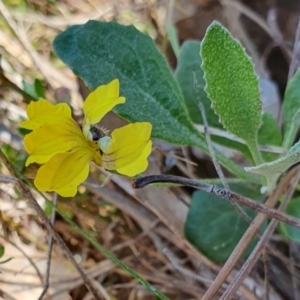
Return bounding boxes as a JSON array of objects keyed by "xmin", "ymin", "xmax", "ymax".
[
  {"xmin": 89, "ymin": 126, "xmax": 106, "ymax": 141},
  {"xmin": 83, "ymin": 124, "xmax": 112, "ymax": 154}
]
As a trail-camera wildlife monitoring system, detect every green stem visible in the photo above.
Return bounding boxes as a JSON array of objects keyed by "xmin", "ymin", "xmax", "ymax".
[
  {"xmin": 248, "ymin": 143, "xmax": 266, "ymax": 186},
  {"xmin": 283, "ymin": 124, "xmax": 297, "ymax": 150},
  {"xmin": 249, "ymin": 144, "xmax": 263, "ymax": 167}
]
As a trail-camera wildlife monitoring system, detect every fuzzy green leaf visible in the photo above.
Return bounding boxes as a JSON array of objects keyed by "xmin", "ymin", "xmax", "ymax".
[
  {"xmin": 245, "ymin": 140, "xmax": 300, "ymax": 190},
  {"xmin": 175, "ymin": 41, "xmax": 282, "ymax": 164},
  {"xmin": 175, "ymin": 40, "xmax": 251, "ymax": 160},
  {"xmin": 201, "ymin": 22, "xmax": 262, "ymax": 163}
]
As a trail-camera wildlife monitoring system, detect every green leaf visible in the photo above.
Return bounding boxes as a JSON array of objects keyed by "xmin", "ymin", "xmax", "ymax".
[
  {"xmin": 184, "ymin": 184, "xmax": 264, "ymax": 262},
  {"xmin": 280, "ymin": 197, "xmax": 300, "ymax": 242},
  {"xmin": 175, "ymin": 40, "xmax": 219, "ymax": 127},
  {"xmin": 201, "ymin": 21, "xmax": 262, "ymax": 165},
  {"xmin": 0, "ymin": 257, "xmax": 13, "ymax": 265},
  {"xmin": 258, "ymin": 112, "xmax": 282, "ymax": 162},
  {"xmin": 0, "ymin": 244, "xmax": 4, "ymax": 258},
  {"xmin": 175, "ymin": 40, "xmax": 252, "ymax": 160},
  {"xmin": 44, "ymin": 200, "xmax": 53, "ymax": 216},
  {"xmin": 175, "ymin": 41, "xmax": 281, "ymax": 163},
  {"xmin": 282, "ymin": 68, "xmax": 300, "ymax": 149},
  {"xmin": 245, "ymin": 139, "xmax": 300, "ymax": 191},
  {"xmin": 1, "ymin": 144, "xmax": 26, "ymax": 168},
  {"xmin": 22, "ymin": 78, "xmax": 45, "ymax": 100},
  {"xmin": 53, "ymin": 20, "xmax": 259, "ymax": 183},
  {"xmin": 18, "ymin": 127, "xmax": 32, "ymax": 136},
  {"xmin": 53, "ymin": 21, "xmax": 204, "ymax": 147}
]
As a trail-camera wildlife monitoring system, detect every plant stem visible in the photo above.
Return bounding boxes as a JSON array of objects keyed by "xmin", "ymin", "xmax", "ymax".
[
  {"xmin": 133, "ymin": 174, "xmax": 300, "ymax": 228},
  {"xmin": 248, "ymin": 142, "xmax": 263, "ymax": 167}
]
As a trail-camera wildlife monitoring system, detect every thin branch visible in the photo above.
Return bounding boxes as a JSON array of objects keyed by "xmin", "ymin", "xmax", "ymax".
[
  {"xmin": 0, "ymin": 174, "xmax": 18, "ymax": 183},
  {"xmin": 38, "ymin": 193, "xmax": 57, "ymax": 300},
  {"xmin": 193, "ymin": 73, "xmax": 228, "ymax": 190},
  {"xmin": 289, "ymin": 241, "xmax": 300, "ymax": 300},
  {"xmin": 147, "ymin": 232, "xmax": 265, "ymax": 298},
  {"xmin": 0, "ymin": 234, "xmax": 44, "ymax": 286},
  {"xmin": 150, "ymin": 233, "xmax": 213, "ymax": 284},
  {"xmin": 133, "ymin": 174, "xmax": 300, "ymax": 228},
  {"xmin": 156, "ymin": 147, "xmax": 198, "ymax": 166},
  {"xmin": 0, "ymin": 149, "xmax": 102, "ymax": 300}
]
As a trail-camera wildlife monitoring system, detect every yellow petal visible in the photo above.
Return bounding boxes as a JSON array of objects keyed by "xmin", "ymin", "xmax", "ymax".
[
  {"xmin": 116, "ymin": 140, "xmax": 152, "ymax": 176},
  {"xmin": 24, "ymin": 119, "xmax": 86, "ymax": 166},
  {"xmin": 101, "ymin": 122, "xmax": 152, "ymax": 176},
  {"xmin": 21, "ymin": 100, "xmax": 72, "ymax": 130},
  {"xmin": 34, "ymin": 149, "xmax": 93, "ymax": 197},
  {"xmin": 83, "ymin": 79, "xmax": 125, "ymax": 125}
]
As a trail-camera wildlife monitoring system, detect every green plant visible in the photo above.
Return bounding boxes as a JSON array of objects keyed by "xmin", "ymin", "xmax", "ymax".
[{"xmin": 7, "ymin": 19, "xmax": 300, "ymax": 299}]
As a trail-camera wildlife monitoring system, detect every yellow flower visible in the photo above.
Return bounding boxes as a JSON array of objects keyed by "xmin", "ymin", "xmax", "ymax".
[{"xmin": 21, "ymin": 79, "xmax": 152, "ymax": 197}]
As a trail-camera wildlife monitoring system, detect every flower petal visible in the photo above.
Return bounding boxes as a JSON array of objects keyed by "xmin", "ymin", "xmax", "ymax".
[
  {"xmin": 21, "ymin": 100, "xmax": 72, "ymax": 130},
  {"xmin": 101, "ymin": 122, "xmax": 152, "ymax": 176},
  {"xmin": 116, "ymin": 140, "xmax": 152, "ymax": 176},
  {"xmin": 83, "ymin": 79, "xmax": 125, "ymax": 125},
  {"xmin": 24, "ymin": 119, "xmax": 86, "ymax": 166},
  {"xmin": 34, "ymin": 149, "xmax": 93, "ymax": 197}
]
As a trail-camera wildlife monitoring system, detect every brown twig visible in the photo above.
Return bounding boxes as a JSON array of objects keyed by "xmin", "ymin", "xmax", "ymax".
[
  {"xmin": 133, "ymin": 169, "xmax": 299, "ymax": 299},
  {"xmin": 289, "ymin": 241, "xmax": 300, "ymax": 300},
  {"xmin": 200, "ymin": 166, "xmax": 298, "ymax": 299},
  {"xmin": 150, "ymin": 232, "xmax": 220, "ymax": 286},
  {"xmin": 0, "ymin": 149, "xmax": 102, "ymax": 300},
  {"xmin": 220, "ymin": 167, "xmax": 300, "ymax": 299},
  {"xmin": 193, "ymin": 73, "xmax": 228, "ymax": 190},
  {"xmin": 263, "ymin": 250, "xmax": 270, "ymax": 300},
  {"xmin": 0, "ymin": 234, "xmax": 45, "ymax": 288},
  {"xmin": 156, "ymin": 147, "xmax": 198, "ymax": 166},
  {"xmin": 0, "ymin": 174, "xmax": 18, "ymax": 183},
  {"xmin": 38, "ymin": 193, "xmax": 57, "ymax": 300},
  {"xmin": 87, "ymin": 175, "xmax": 222, "ymax": 275},
  {"xmin": 133, "ymin": 174, "xmax": 300, "ymax": 228}
]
